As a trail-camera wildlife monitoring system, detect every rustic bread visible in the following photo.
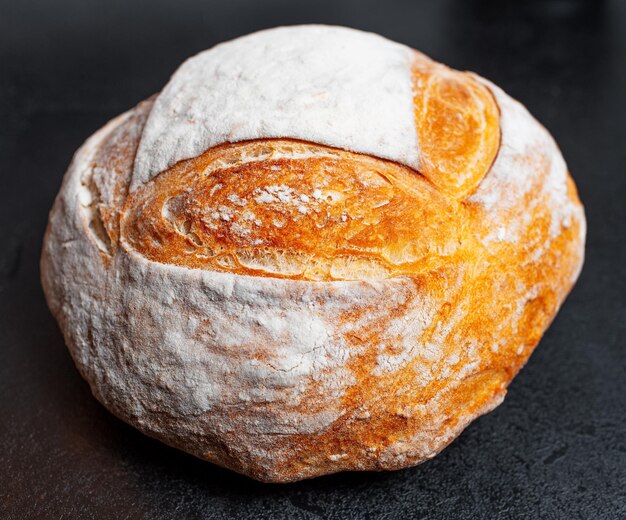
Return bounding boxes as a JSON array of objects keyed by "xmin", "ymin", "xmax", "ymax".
[{"xmin": 41, "ymin": 25, "xmax": 585, "ymax": 482}]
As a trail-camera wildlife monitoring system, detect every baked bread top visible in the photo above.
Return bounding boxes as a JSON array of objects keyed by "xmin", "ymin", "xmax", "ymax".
[{"xmin": 86, "ymin": 26, "xmax": 579, "ymax": 282}]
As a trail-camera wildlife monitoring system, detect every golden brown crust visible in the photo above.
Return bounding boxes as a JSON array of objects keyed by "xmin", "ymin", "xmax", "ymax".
[
  {"xmin": 412, "ymin": 53, "xmax": 501, "ymax": 199},
  {"xmin": 121, "ymin": 139, "xmax": 466, "ymax": 281}
]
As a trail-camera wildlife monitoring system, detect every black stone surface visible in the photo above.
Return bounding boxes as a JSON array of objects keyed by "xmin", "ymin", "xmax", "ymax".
[{"xmin": 1, "ymin": 0, "xmax": 625, "ymax": 518}]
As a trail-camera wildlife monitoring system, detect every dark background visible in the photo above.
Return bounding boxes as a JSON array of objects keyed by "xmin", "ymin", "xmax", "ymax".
[{"xmin": 1, "ymin": 0, "xmax": 625, "ymax": 518}]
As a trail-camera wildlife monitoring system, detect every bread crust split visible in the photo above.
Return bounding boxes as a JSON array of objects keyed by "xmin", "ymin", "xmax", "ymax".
[{"xmin": 41, "ymin": 25, "xmax": 585, "ymax": 482}]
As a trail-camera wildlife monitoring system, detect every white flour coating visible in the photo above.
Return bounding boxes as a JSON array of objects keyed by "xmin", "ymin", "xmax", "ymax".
[
  {"xmin": 132, "ymin": 25, "xmax": 418, "ymax": 188},
  {"xmin": 469, "ymin": 77, "xmax": 584, "ymax": 244},
  {"xmin": 373, "ymin": 290, "xmax": 442, "ymax": 376}
]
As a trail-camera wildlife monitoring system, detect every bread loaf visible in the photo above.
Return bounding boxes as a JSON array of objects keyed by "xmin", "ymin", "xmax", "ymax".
[{"xmin": 41, "ymin": 25, "xmax": 585, "ymax": 482}]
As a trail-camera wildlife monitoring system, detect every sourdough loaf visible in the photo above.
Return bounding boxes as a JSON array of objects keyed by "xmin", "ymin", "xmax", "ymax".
[{"xmin": 41, "ymin": 25, "xmax": 585, "ymax": 482}]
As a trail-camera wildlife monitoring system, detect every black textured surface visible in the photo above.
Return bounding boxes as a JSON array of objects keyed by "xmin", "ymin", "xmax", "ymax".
[{"xmin": 1, "ymin": 0, "xmax": 625, "ymax": 518}]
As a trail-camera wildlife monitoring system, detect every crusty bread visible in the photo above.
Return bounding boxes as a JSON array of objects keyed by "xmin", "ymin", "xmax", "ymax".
[{"xmin": 41, "ymin": 25, "xmax": 585, "ymax": 482}]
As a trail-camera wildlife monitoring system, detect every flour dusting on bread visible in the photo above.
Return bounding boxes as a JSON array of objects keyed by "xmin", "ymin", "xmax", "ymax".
[{"xmin": 133, "ymin": 25, "xmax": 418, "ymax": 188}]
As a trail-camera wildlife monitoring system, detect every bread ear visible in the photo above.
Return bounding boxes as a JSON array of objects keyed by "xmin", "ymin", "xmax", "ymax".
[{"xmin": 412, "ymin": 54, "xmax": 500, "ymax": 199}]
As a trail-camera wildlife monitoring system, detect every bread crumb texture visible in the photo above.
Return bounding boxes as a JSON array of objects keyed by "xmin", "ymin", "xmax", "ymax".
[{"xmin": 41, "ymin": 26, "xmax": 585, "ymax": 482}]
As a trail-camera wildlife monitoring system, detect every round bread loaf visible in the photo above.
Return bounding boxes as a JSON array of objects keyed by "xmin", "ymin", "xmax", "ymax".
[{"xmin": 41, "ymin": 25, "xmax": 585, "ymax": 482}]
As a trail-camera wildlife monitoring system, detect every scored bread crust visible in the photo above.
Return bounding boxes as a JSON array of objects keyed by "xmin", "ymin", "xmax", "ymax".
[{"xmin": 41, "ymin": 26, "xmax": 585, "ymax": 482}]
